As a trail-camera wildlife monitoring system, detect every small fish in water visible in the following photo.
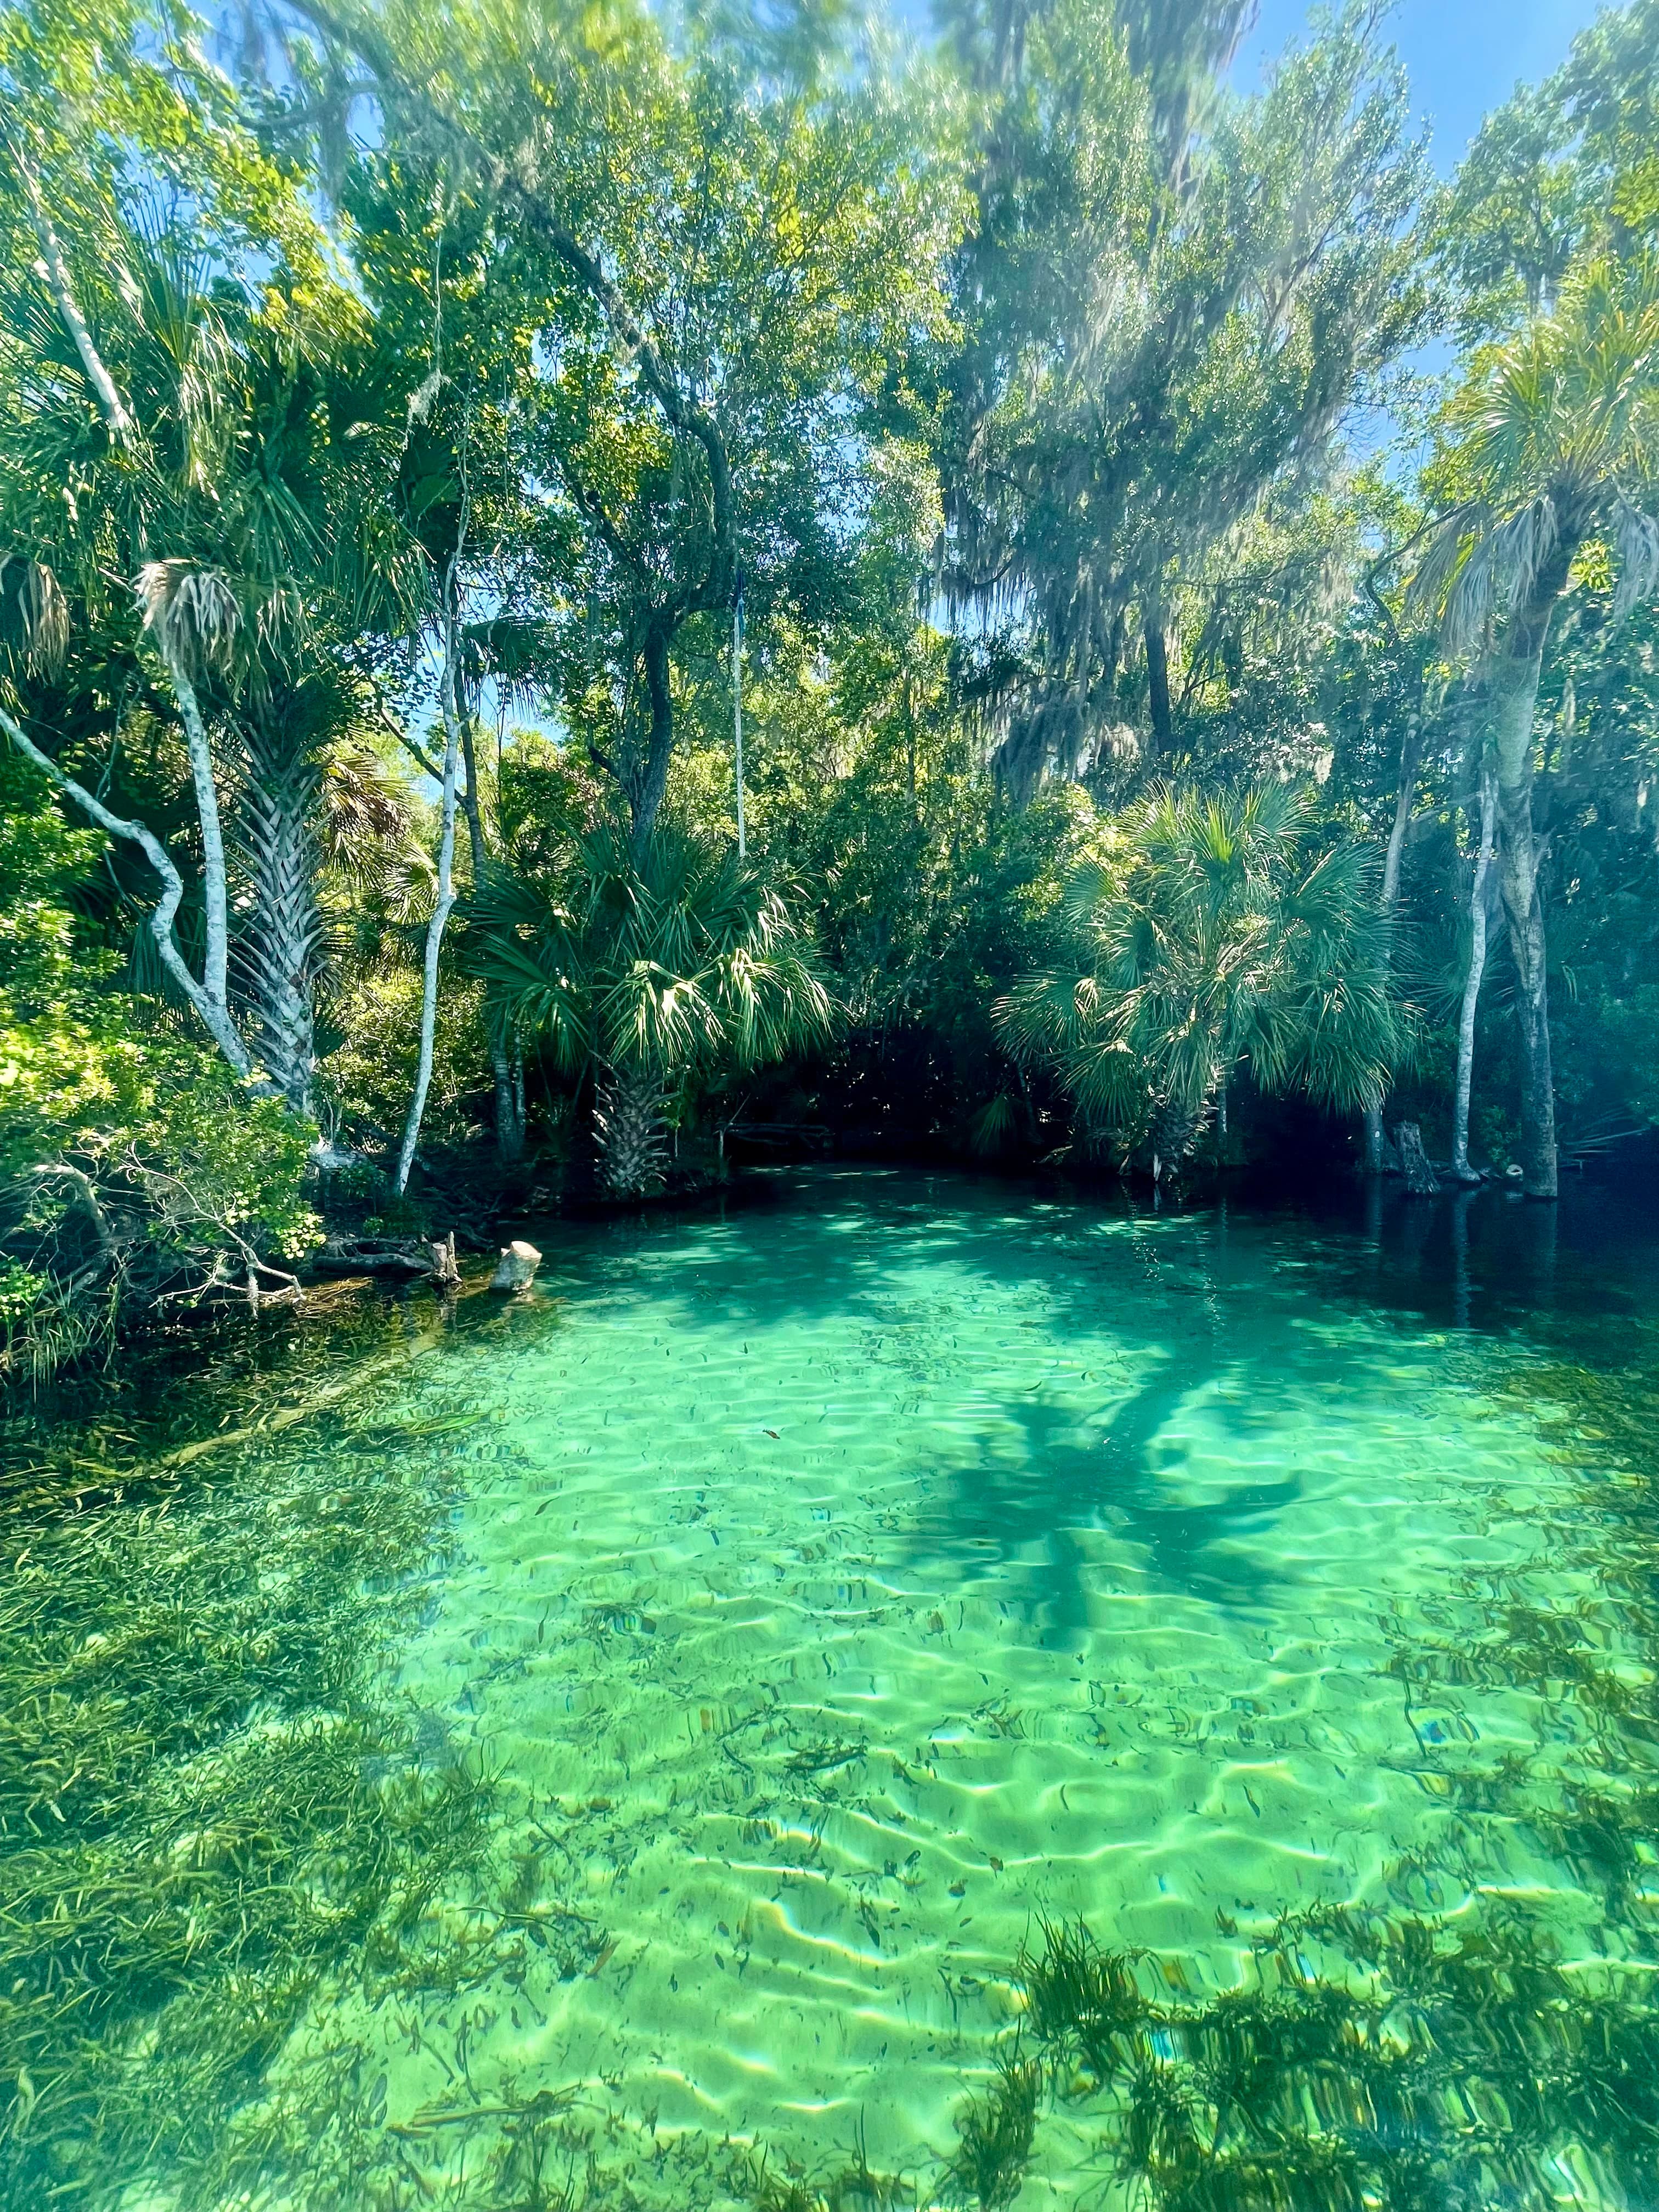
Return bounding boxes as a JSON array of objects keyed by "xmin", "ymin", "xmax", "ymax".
[{"xmin": 764, "ymin": 1428, "xmax": 780, "ymax": 1438}]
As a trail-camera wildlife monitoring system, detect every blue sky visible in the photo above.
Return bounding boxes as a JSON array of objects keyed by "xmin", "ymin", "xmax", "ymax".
[{"xmin": 1237, "ymin": 0, "xmax": 1609, "ymax": 171}]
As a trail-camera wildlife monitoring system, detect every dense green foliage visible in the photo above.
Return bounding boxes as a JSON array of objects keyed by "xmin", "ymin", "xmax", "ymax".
[
  {"xmin": 996, "ymin": 783, "xmax": 1407, "ymax": 1168},
  {"xmin": 2, "ymin": 0, "xmax": 1658, "ymax": 1372}
]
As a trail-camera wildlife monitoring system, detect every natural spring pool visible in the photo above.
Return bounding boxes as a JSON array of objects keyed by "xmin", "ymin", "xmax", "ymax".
[{"xmin": 5, "ymin": 1166, "xmax": 1659, "ymax": 2210}]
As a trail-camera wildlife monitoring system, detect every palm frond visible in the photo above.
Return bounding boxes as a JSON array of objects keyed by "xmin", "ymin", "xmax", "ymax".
[
  {"xmin": 465, "ymin": 831, "xmax": 834, "ymax": 1091},
  {"xmin": 997, "ymin": 780, "xmax": 1408, "ymax": 1158}
]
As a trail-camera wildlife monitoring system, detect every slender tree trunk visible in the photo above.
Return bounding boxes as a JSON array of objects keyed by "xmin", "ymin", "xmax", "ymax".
[
  {"xmin": 1489, "ymin": 581, "xmax": 1568, "ymax": 1200},
  {"xmin": 395, "ymin": 557, "xmax": 465, "ymax": 1196},
  {"xmin": 1451, "ymin": 761, "xmax": 1497, "ymax": 1180},
  {"xmin": 19, "ymin": 185, "xmax": 245, "ymax": 1060},
  {"xmin": 1363, "ymin": 712, "xmax": 1424, "ymax": 1174},
  {"xmin": 629, "ymin": 623, "xmax": 675, "ymax": 864},
  {"xmin": 458, "ymin": 712, "xmax": 523, "ymax": 1161},
  {"xmin": 156, "ymin": 642, "xmax": 233, "ymax": 1018},
  {"xmin": 1144, "ymin": 619, "xmax": 1172, "ymax": 763},
  {"xmin": 15, "ymin": 154, "xmax": 135, "ymax": 443}
]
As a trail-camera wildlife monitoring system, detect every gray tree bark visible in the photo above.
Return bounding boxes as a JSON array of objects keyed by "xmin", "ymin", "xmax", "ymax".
[
  {"xmin": 595, "ymin": 1064, "xmax": 668, "ymax": 1196},
  {"xmin": 1, "ymin": 702, "xmax": 257, "ymax": 1081},
  {"xmin": 1487, "ymin": 556, "xmax": 1574, "ymax": 1199},
  {"xmin": 18, "ymin": 189, "xmax": 244, "ymax": 1060},
  {"xmin": 395, "ymin": 549, "xmax": 466, "ymax": 1196},
  {"xmin": 629, "ymin": 623, "xmax": 676, "ymax": 864},
  {"xmin": 1451, "ymin": 761, "xmax": 1497, "ymax": 1181},
  {"xmin": 15, "ymin": 153, "xmax": 136, "ymax": 443},
  {"xmin": 1395, "ymin": 1121, "xmax": 1439, "ymax": 1196},
  {"xmin": 1364, "ymin": 712, "xmax": 1423, "ymax": 1175},
  {"xmin": 1144, "ymin": 618, "xmax": 1173, "ymax": 762},
  {"xmin": 152, "ymin": 637, "xmax": 232, "ymax": 1019},
  {"xmin": 238, "ymin": 708, "xmax": 321, "ymax": 1113}
]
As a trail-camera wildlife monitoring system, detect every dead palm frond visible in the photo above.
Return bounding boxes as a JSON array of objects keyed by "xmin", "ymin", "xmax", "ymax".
[
  {"xmin": 0, "ymin": 554, "xmax": 70, "ymax": 674},
  {"xmin": 135, "ymin": 559, "xmax": 242, "ymax": 679}
]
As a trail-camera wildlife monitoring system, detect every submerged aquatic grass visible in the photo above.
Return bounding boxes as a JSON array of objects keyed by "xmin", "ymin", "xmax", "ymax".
[
  {"xmin": 5, "ymin": 1173, "xmax": 1659, "ymax": 2209},
  {"xmin": 958, "ymin": 1904, "xmax": 1659, "ymax": 2210},
  {"xmin": 0, "ymin": 1287, "xmax": 607, "ymax": 2209},
  {"xmin": 0, "ymin": 1404, "xmax": 482, "ymax": 2204}
]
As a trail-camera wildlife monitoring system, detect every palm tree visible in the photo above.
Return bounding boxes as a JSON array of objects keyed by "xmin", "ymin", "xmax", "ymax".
[
  {"xmin": 469, "ymin": 829, "xmax": 835, "ymax": 1195},
  {"xmin": 996, "ymin": 782, "xmax": 1407, "ymax": 1176},
  {"xmin": 1414, "ymin": 252, "xmax": 1659, "ymax": 1197},
  {"xmin": 2, "ymin": 151, "xmax": 423, "ymax": 1114}
]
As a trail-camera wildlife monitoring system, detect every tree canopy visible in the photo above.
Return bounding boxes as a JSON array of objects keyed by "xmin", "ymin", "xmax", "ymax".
[{"xmin": 3, "ymin": 0, "xmax": 1659, "ymax": 1380}]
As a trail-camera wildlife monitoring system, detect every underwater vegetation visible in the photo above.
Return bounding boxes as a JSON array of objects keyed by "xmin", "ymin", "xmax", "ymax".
[
  {"xmin": 7, "ymin": 1238, "xmax": 1659, "ymax": 2210},
  {"xmin": 934, "ymin": 1334, "xmax": 1659, "ymax": 2212},
  {"xmin": 938, "ymin": 1908, "xmax": 1659, "ymax": 2211},
  {"xmin": 0, "ymin": 1313, "xmax": 616, "ymax": 2212},
  {"xmin": 940, "ymin": 2054, "xmax": 1041, "ymax": 2211},
  {"xmin": 0, "ymin": 1402, "xmax": 476, "ymax": 2206},
  {"xmin": 745, "ymin": 2117, "xmax": 918, "ymax": 2212}
]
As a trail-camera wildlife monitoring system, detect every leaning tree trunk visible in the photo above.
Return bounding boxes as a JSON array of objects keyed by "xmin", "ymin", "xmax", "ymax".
[
  {"xmin": 238, "ymin": 709, "xmax": 321, "ymax": 1114},
  {"xmin": 595, "ymin": 1065, "xmax": 668, "ymax": 1198},
  {"xmin": 1, "ymin": 702, "xmax": 256, "ymax": 1082},
  {"xmin": 1451, "ymin": 761, "xmax": 1497, "ymax": 1181},
  {"xmin": 153, "ymin": 637, "xmax": 233, "ymax": 1022},
  {"xmin": 1488, "ymin": 577, "xmax": 1570, "ymax": 1200},
  {"xmin": 395, "ymin": 549, "xmax": 466, "ymax": 1198},
  {"xmin": 22, "ymin": 157, "xmax": 247, "ymax": 1070}
]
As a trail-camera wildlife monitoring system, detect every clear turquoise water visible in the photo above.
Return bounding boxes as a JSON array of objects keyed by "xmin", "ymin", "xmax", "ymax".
[{"xmin": 7, "ymin": 1167, "xmax": 1659, "ymax": 2209}]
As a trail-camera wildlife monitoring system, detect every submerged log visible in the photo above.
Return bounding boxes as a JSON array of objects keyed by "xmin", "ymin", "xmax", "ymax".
[
  {"xmin": 1393, "ymin": 1122, "xmax": 1439, "ymax": 1197},
  {"xmin": 490, "ymin": 1239, "xmax": 541, "ymax": 1293}
]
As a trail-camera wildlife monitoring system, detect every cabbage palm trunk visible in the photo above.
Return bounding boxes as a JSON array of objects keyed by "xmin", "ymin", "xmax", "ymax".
[
  {"xmin": 595, "ymin": 1065, "xmax": 668, "ymax": 1197},
  {"xmin": 1414, "ymin": 256, "xmax": 1659, "ymax": 1193},
  {"xmin": 238, "ymin": 706, "xmax": 321, "ymax": 1113}
]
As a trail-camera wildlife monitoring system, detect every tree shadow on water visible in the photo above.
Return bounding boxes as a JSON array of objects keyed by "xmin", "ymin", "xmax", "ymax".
[{"xmin": 909, "ymin": 1368, "xmax": 1302, "ymax": 1639}]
